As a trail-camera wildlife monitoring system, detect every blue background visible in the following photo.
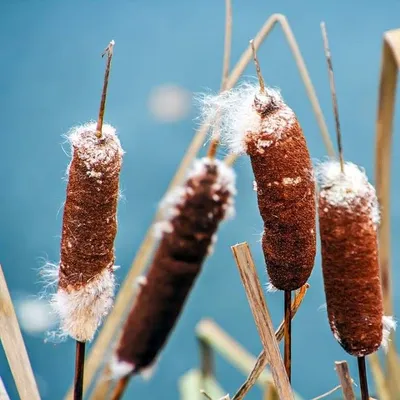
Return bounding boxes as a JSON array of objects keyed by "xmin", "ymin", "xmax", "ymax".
[{"xmin": 1, "ymin": 1, "xmax": 400, "ymax": 399}]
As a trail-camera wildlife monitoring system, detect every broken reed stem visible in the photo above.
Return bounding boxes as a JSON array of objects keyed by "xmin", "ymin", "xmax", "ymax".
[
  {"xmin": 232, "ymin": 284, "xmax": 309, "ymax": 400},
  {"xmin": 358, "ymin": 356, "xmax": 370, "ymax": 400},
  {"xmin": 231, "ymin": 242, "xmax": 293, "ymax": 400},
  {"xmin": 207, "ymin": 0, "xmax": 232, "ymax": 159},
  {"xmin": 0, "ymin": 265, "xmax": 41, "ymax": 400},
  {"xmin": 74, "ymin": 341, "xmax": 86, "ymax": 400},
  {"xmin": 335, "ymin": 361, "xmax": 356, "ymax": 400},
  {"xmin": 71, "ymin": 14, "xmax": 333, "ymax": 400},
  {"xmin": 320, "ymin": 22, "xmax": 344, "ymax": 172},
  {"xmin": 250, "ymin": 40, "xmax": 265, "ymax": 93},
  {"xmin": 111, "ymin": 376, "xmax": 130, "ymax": 400},
  {"xmin": 284, "ymin": 290, "xmax": 292, "ymax": 382},
  {"xmin": 96, "ymin": 40, "xmax": 115, "ymax": 138}
]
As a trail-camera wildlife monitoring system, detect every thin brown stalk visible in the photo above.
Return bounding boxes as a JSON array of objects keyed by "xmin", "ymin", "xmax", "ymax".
[
  {"xmin": 96, "ymin": 40, "xmax": 115, "ymax": 138},
  {"xmin": 320, "ymin": 22, "xmax": 344, "ymax": 172},
  {"xmin": 207, "ymin": 0, "xmax": 232, "ymax": 159},
  {"xmin": 358, "ymin": 356, "xmax": 370, "ymax": 400},
  {"xmin": 250, "ymin": 40, "xmax": 265, "ymax": 93},
  {"xmin": 283, "ymin": 290, "xmax": 292, "ymax": 382},
  {"xmin": 231, "ymin": 242, "xmax": 293, "ymax": 400},
  {"xmin": 69, "ymin": 14, "xmax": 332, "ymax": 400},
  {"xmin": 374, "ymin": 28, "xmax": 400, "ymax": 399},
  {"xmin": 335, "ymin": 361, "xmax": 356, "ymax": 400},
  {"xmin": 232, "ymin": 283, "xmax": 309, "ymax": 400},
  {"xmin": 0, "ymin": 265, "xmax": 40, "ymax": 400},
  {"xmin": 73, "ymin": 341, "xmax": 86, "ymax": 400}
]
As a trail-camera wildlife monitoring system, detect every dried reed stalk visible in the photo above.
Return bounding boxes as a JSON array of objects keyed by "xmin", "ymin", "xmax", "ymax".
[
  {"xmin": 374, "ymin": 27, "xmax": 400, "ymax": 399},
  {"xmin": 232, "ymin": 283, "xmax": 309, "ymax": 400},
  {"xmin": 0, "ymin": 377, "xmax": 11, "ymax": 400},
  {"xmin": 335, "ymin": 361, "xmax": 356, "ymax": 400},
  {"xmin": 0, "ymin": 265, "xmax": 40, "ymax": 400},
  {"xmin": 66, "ymin": 13, "xmax": 333, "ymax": 399},
  {"xmin": 231, "ymin": 242, "xmax": 293, "ymax": 400}
]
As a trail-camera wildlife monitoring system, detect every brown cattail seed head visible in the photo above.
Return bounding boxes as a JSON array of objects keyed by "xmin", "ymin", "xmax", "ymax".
[
  {"xmin": 200, "ymin": 83, "xmax": 316, "ymax": 291},
  {"xmin": 317, "ymin": 160, "xmax": 384, "ymax": 356},
  {"xmin": 51, "ymin": 122, "xmax": 123, "ymax": 342},
  {"xmin": 111, "ymin": 158, "xmax": 236, "ymax": 377}
]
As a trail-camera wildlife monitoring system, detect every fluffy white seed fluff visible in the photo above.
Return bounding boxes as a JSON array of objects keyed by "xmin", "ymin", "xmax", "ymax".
[
  {"xmin": 110, "ymin": 356, "xmax": 134, "ymax": 380},
  {"xmin": 154, "ymin": 158, "xmax": 237, "ymax": 238},
  {"xmin": 381, "ymin": 315, "xmax": 397, "ymax": 352},
  {"xmin": 316, "ymin": 160, "xmax": 380, "ymax": 226},
  {"xmin": 42, "ymin": 263, "xmax": 115, "ymax": 342},
  {"xmin": 198, "ymin": 82, "xmax": 295, "ymax": 154},
  {"xmin": 66, "ymin": 121, "xmax": 124, "ymax": 177}
]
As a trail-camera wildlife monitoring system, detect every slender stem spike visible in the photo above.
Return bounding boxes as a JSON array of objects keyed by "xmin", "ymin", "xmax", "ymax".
[
  {"xmin": 357, "ymin": 356, "xmax": 370, "ymax": 400},
  {"xmin": 96, "ymin": 40, "xmax": 115, "ymax": 138},
  {"xmin": 284, "ymin": 290, "xmax": 292, "ymax": 382},
  {"xmin": 320, "ymin": 22, "xmax": 344, "ymax": 173},
  {"xmin": 250, "ymin": 39, "xmax": 265, "ymax": 94},
  {"xmin": 73, "ymin": 341, "xmax": 86, "ymax": 400}
]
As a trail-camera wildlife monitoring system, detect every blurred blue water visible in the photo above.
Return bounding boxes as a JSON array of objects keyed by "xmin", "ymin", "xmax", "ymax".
[{"xmin": 1, "ymin": 1, "xmax": 400, "ymax": 399}]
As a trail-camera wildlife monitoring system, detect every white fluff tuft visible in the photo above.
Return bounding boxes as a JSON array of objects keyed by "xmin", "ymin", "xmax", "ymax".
[
  {"xmin": 42, "ymin": 262, "xmax": 116, "ymax": 342},
  {"xmin": 140, "ymin": 362, "xmax": 157, "ymax": 381},
  {"xmin": 381, "ymin": 315, "xmax": 397, "ymax": 352},
  {"xmin": 66, "ymin": 121, "xmax": 124, "ymax": 176},
  {"xmin": 154, "ymin": 157, "xmax": 237, "ymax": 238},
  {"xmin": 316, "ymin": 160, "xmax": 380, "ymax": 226},
  {"xmin": 266, "ymin": 281, "xmax": 278, "ymax": 293},
  {"xmin": 197, "ymin": 82, "xmax": 295, "ymax": 154},
  {"xmin": 110, "ymin": 355, "xmax": 134, "ymax": 380}
]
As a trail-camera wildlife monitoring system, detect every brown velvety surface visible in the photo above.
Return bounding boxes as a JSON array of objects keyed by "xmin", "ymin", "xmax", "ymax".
[
  {"xmin": 319, "ymin": 196, "xmax": 383, "ymax": 356},
  {"xmin": 247, "ymin": 117, "xmax": 316, "ymax": 291},
  {"xmin": 116, "ymin": 162, "xmax": 231, "ymax": 372},
  {"xmin": 59, "ymin": 135, "xmax": 121, "ymax": 291}
]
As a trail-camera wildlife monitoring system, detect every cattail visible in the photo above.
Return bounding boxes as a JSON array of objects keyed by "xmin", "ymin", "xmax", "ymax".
[
  {"xmin": 46, "ymin": 41, "xmax": 123, "ymax": 343},
  {"xmin": 316, "ymin": 160, "xmax": 395, "ymax": 356},
  {"xmin": 200, "ymin": 87, "xmax": 316, "ymax": 292},
  {"xmin": 111, "ymin": 157, "xmax": 236, "ymax": 378},
  {"xmin": 53, "ymin": 122, "xmax": 123, "ymax": 342}
]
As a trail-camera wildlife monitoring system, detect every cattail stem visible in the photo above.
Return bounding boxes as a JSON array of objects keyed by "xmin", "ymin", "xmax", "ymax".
[
  {"xmin": 111, "ymin": 375, "xmax": 130, "ymax": 400},
  {"xmin": 73, "ymin": 341, "xmax": 86, "ymax": 400},
  {"xmin": 250, "ymin": 39, "xmax": 265, "ymax": 94},
  {"xmin": 284, "ymin": 290, "xmax": 292, "ymax": 382},
  {"xmin": 320, "ymin": 22, "xmax": 344, "ymax": 173},
  {"xmin": 96, "ymin": 40, "xmax": 115, "ymax": 138},
  {"xmin": 357, "ymin": 356, "xmax": 369, "ymax": 400}
]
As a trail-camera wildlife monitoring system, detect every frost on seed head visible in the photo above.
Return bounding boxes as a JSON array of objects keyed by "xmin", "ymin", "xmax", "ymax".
[
  {"xmin": 316, "ymin": 160, "xmax": 380, "ymax": 226},
  {"xmin": 154, "ymin": 157, "xmax": 237, "ymax": 238},
  {"xmin": 197, "ymin": 82, "xmax": 295, "ymax": 154},
  {"xmin": 66, "ymin": 121, "xmax": 124, "ymax": 176},
  {"xmin": 41, "ymin": 262, "xmax": 115, "ymax": 342},
  {"xmin": 381, "ymin": 315, "xmax": 397, "ymax": 352}
]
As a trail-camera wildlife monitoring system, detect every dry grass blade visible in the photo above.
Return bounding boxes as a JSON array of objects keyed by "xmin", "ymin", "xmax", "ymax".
[
  {"xmin": 0, "ymin": 378, "xmax": 10, "ymax": 400},
  {"xmin": 368, "ymin": 354, "xmax": 390, "ymax": 400},
  {"xmin": 335, "ymin": 361, "xmax": 356, "ymax": 400},
  {"xmin": 71, "ymin": 13, "xmax": 333, "ymax": 399},
  {"xmin": 232, "ymin": 283, "xmax": 309, "ymax": 400},
  {"xmin": 231, "ymin": 242, "xmax": 293, "ymax": 400},
  {"xmin": 374, "ymin": 28, "xmax": 400, "ymax": 400},
  {"xmin": 310, "ymin": 384, "xmax": 342, "ymax": 400},
  {"xmin": 0, "ymin": 265, "xmax": 41, "ymax": 400},
  {"xmin": 226, "ymin": 13, "xmax": 334, "ymax": 158}
]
